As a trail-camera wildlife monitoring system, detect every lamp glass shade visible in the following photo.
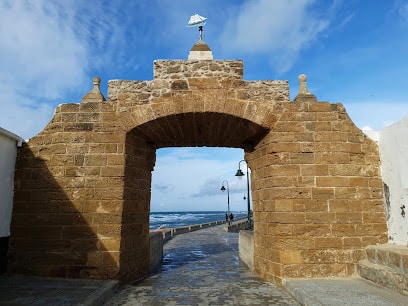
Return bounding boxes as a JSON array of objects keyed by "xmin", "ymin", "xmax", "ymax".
[{"xmin": 220, "ymin": 185, "xmax": 226, "ymax": 192}]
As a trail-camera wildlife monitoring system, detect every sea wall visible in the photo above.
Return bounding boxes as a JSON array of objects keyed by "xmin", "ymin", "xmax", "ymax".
[
  {"xmin": 239, "ymin": 230, "xmax": 254, "ymax": 271},
  {"xmin": 224, "ymin": 219, "xmax": 249, "ymax": 232},
  {"xmin": 149, "ymin": 232, "xmax": 163, "ymax": 274}
]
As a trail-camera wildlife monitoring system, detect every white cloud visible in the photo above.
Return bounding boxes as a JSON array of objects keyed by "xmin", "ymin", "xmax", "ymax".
[
  {"xmin": 153, "ymin": 182, "xmax": 174, "ymax": 193},
  {"xmin": 219, "ymin": 0, "xmax": 329, "ymax": 73},
  {"xmin": 192, "ymin": 177, "xmax": 223, "ymax": 198},
  {"xmin": 0, "ymin": 1, "xmax": 150, "ymax": 139},
  {"xmin": 0, "ymin": 1, "xmax": 89, "ymax": 99},
  {"xmin": 0, "ymin": 1, "xmax": 90, "ymax": 138},
  {"xmin": 192, "ymin": 177, "xmax": 247, "ymax": 198},
  {"xmin": 1, "ymin": 94, "xmax": 54, "ymax": 140}
]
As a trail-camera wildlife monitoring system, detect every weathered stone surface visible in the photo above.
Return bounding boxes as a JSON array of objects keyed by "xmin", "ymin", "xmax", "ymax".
[
  {"xmin": 358, "ymin": 244, "xmax": 408, "ymax": 295},
  {"xmin": 10, "ymin": 58, "xmax": 387, "ymax": 286}
]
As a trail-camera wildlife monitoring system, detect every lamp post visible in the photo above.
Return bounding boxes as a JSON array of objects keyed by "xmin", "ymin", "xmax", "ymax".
[
  {"xmin": 235, "ymin": 160, "xmax": 252, "ymax": 230},
  {"xmin": 220, "ymin": 180, "xmax": 230, "ymax": 214}
]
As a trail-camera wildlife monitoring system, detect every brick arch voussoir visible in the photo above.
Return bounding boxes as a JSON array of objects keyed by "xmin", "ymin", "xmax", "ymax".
[
  {"xmin": 126, "ymin": 97, "xmax": 280, "ymax": 133},
  {"xmin": 121, "ymin": 105, "xmax": 160, "ymax": 133}
]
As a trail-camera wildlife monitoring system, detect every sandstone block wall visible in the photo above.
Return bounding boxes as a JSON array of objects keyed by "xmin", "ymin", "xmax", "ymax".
[
  {"xmin": 108, "ymin": 60, "xmax": 289, "ymax": 107},
  {"xmin": 247, "ymin": 101, "xmax": 387, "ymax": 284},
  {"xmin": 10, "ymin": 58, "xmax": 387, "ymax": 285}
]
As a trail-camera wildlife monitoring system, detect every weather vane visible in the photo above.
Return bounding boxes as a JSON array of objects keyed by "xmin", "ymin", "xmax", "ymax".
[{"xmin": 187, "ymin": 13, "xmax": 207, "ymax": 40}]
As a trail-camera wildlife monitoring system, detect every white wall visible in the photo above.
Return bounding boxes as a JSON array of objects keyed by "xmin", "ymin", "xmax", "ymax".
[
  {"xmin": 0, "ymin": 129, "xmax": 22, "ymax": 238},
  {"xmin": 379, "ymin": 115, "xmax": 408, "ymax": 246}
]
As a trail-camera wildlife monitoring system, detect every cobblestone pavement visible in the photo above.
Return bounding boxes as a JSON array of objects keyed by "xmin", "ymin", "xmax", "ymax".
[{"xmin": 105, "ymin": 225, "xmax": 300, "ymax": 305}]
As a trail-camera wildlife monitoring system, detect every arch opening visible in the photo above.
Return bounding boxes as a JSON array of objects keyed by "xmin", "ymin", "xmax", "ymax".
[{"xmin": 119, "ymin": 113, "xmax": 259, "ymax": 281}]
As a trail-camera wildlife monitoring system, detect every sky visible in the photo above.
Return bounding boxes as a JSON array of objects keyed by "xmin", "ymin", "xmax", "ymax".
[{"xmin": 2, "ymin": 0, "xmax": 408, "ymax": 211}]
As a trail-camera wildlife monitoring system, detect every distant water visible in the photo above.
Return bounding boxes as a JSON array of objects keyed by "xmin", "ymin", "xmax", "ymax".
[{"xmin": 150, "ymin": 211, "xmax": 247, "ymax": 230}]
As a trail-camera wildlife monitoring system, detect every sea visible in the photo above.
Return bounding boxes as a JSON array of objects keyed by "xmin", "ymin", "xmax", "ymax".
[{"xmin": 149, "ymin": 211, "xmax": 247, "ymax": 230}]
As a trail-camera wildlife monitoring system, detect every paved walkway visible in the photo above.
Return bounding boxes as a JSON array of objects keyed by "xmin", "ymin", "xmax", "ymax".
[
  {"xmin": 0, "ymin": 274, "xmax": 117, "ymax": 305},
  {"xmin": 1, "ymin": 224, "xmax": 407, "ymax": 305},
  {"xmin": 284, "ymin": 278, "xmax": 407, "ymax": 306},
  {"xmin": 105, "ymin": 224, "xmax": 299, "ymax": 305}
]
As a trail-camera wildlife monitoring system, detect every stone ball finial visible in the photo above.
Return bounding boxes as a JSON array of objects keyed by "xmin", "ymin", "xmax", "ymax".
[
  {"xmin": 298, "ymin": 74, "xmax": 309, "ymax": 94},
  {"xmin": 293, "ymin": 73, "xmax": 317, "ymax": 103},
  {"xmin": 81, "ymin": 76, "xmax": 106, "ymax": 103},
  {"xmin": 93, "ymin": 76, "xmax": 101, "ymax": 86}
]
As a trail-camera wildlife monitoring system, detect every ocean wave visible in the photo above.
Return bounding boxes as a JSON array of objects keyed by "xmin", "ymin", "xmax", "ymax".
[{"xmin": 149, "ymin": 211, "xmax": 245, "ymax": 229}]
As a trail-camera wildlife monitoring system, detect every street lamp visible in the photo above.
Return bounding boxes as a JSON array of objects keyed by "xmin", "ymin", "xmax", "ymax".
[
  {"xmin": 220, "ymin": 180, "xmax": 230, "ymax": 214},
  {"xmin": 235, "ymin": 160, "xmax": 252, "ymax": 230}
]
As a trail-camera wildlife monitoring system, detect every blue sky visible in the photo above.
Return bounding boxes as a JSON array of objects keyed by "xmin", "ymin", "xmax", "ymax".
[{"xmin": 2, "ymin": 0, "xmax": 408, "ymax": 211}]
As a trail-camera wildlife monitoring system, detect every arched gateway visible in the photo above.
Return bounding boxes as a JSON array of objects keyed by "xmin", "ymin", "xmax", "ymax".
[{"xmin": 10, "ymin": 45, "xmax": 387, "ymax": 284}]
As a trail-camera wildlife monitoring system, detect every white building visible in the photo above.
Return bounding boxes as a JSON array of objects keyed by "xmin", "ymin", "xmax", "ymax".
[{"xmin": 0, "ymin": 127, "xmax": 24, "ymax": 273}]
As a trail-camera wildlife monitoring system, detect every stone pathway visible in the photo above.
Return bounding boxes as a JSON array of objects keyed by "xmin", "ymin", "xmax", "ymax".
[{"xmin": 105, "ymin": 225, "xmax": 299, "ymax": 305}]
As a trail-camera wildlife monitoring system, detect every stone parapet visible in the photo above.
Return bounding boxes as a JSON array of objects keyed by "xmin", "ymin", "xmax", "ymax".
[
  {"xmin": 107, "ymin": 79, "xmax": 289, "ymax": 106},
  {"xmin": 153, "ymin": 60, "xmax": 244, "ymax": 80},
  {"xmin": 108, "ymin": 60, "xmax": 290, "ymax": 107},
  {"xmin": 107, "ymin": 60, "xmax": 290, "ymax": 106}
]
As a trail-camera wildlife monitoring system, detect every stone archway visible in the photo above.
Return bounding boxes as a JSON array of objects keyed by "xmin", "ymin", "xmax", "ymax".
[{"xmin": 10, "ymin": 59, "xmax": 387, "ymax": 284}]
